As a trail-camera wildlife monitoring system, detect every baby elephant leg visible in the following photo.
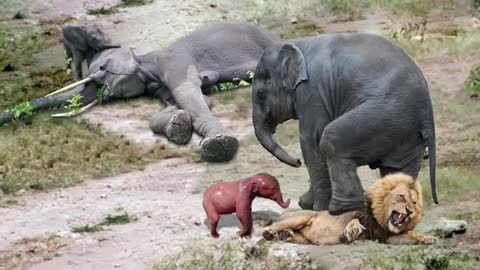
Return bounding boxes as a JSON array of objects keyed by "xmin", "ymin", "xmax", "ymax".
[
  {"xmin": 150, "ymin": 106, "xmax": 193, "ymax": 145},
  {"xmin": 340, "ymin": 219, "xmax": 365, "ymax": 243}
]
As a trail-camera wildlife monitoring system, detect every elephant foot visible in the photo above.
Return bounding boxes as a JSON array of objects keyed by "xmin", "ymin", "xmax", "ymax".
[
  {"xmin": 165, "ymin": 110, "xmax": 193, "ymax": 145},
  {"xmin": 328, "ymin": 196, "xmax": 364, "ymax": 216},
  {"xmin": 298, "ymin": 191, "xmax": 314, "ymax": 210},
  {"xmin": 200, "ymin": 135, "xmax": 239, "ymax": 162}
]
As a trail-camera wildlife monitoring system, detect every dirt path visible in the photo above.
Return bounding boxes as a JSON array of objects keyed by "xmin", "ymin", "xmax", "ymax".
[{"xmin": 1, "ymin": 158, "xmax": 301, "ymax": 270}]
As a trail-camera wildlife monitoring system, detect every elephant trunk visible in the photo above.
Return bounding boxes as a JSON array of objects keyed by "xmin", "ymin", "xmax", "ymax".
[
  {"xmin": 274, "ymin": 193, "xmax": 291, "ymax": 208},
  {"xmin": 253, "ymin": 109, "xmax": 301, "ymax": 168}
]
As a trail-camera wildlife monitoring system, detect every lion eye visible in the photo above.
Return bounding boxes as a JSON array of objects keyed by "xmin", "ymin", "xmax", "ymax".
[{"xmin": 398, "ymin": 194, "xmax": 406, "ymax": 200}]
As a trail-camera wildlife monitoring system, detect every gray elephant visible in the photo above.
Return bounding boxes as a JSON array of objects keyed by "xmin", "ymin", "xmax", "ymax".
[
  {"xmin": 63, "ymin": 24, "xmax": 120, "ymax": 81},
  {"xmin": 251, "ymin": 33, "xmax": 438, "ymax": 215},
  {"xmin": 0, "ymin": 23, "xmax": 279, "ymax": 162}
]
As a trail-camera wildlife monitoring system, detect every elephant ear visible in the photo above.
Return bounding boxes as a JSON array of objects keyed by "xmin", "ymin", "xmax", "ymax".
[
  {"xmin": 240, "ymin": 181, "xmax": 258, "ymax": 197},
  {"xmin": 277, "ymin": 43, "xmax": 308, "ymax": 91}
]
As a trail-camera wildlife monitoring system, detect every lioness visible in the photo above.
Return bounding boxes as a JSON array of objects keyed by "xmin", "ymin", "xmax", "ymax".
[{"xmin": 263, "ymin": 173, "xmax": 435, "ymax": 245}]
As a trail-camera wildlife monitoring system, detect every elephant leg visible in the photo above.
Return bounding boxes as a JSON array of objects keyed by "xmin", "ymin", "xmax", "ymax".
[
  {"xmin": 320, "ymin": 104, "xmax": 404, "ymax": 215},
  {"xmin": 299, "ymin": 120, "xmax": 331, "ymax": 211},
  {"xmin": 72, "ymin": 50, "xmax": 84, "ymax": 81},
  {"xmin": 150, "ymin": 106, "xmax": 193, "ymax": 145},
  {"xmin": 325, "ymin": 157, "xmax": 364, "ymax": 215},
  {"xmin": 171, "ymin": 80, "xmax": 238, "ymax": 162}
]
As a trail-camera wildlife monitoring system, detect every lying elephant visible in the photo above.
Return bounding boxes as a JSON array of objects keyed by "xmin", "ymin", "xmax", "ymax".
[
  {"xmin": 251, "ymin": 33, "xmax": 437, "ymax": 214},
  {"xmin": 0, "ymin": 23, "xmax": 279, "ymax": 162}
]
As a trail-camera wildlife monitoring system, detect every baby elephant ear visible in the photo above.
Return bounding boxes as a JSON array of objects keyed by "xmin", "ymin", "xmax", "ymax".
[{"xmin": 277, "ymin": 43, "xmax": 308, "ymax": 91}]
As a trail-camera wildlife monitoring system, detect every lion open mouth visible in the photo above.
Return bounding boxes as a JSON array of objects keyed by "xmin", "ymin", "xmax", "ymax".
[{"xmin": 390, "ymin": 210, "xmax": 409, "ymax": 227}]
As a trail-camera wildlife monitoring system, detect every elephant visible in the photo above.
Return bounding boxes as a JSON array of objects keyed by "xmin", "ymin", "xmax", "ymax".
[
  {"xmin": 203, "ymin": 173, "xmax": 290, "ymax": 238},
  {"xmin": 251, "ymin": 33, "xmax": 437, "ymax": 215},
  {"xmin": 63, "ymin": 24, "xmax": 120, "ymax": 81},
  {"xmin": 0, "ymin": 23, "xmax": 279, "ymax": 162}
]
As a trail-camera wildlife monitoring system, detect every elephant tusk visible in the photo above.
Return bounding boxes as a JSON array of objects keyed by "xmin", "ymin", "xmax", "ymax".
[
  {"xmin": 51, "ymin": 99, "xmax": 99, "ymax": 118},
  {"xmin": 46, "ymin": 77, "xmax": 93, "ymax": 97}
]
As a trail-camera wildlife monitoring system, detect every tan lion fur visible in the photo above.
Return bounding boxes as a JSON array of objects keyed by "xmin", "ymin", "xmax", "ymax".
[{"xmin": 263, "ymin": 173, "xmax": 435, "ymax": 245}]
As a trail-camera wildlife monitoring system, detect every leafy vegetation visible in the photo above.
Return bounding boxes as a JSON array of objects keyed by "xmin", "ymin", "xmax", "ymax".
[
  {"xmin": 217, "ymin": 71, "xmax": 254, "ymax": 92},
  {"xmin": 12, "ymin": 102, "xmax": 33, "ymax": 121},
  {"xmin": 62, "ymin": 94, "xmax": 83, "ymax": 116}
]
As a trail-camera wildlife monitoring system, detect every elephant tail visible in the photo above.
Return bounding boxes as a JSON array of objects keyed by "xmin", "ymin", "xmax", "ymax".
[{"xmin": 422, "ymin": 126, "xmax": 438, "ymax": 204}]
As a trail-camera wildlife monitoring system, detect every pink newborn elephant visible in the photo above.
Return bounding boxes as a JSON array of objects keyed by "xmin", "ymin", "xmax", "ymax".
[{"xmin": 203, "ymin": 173, "xmax": 290, "ymax": 238}]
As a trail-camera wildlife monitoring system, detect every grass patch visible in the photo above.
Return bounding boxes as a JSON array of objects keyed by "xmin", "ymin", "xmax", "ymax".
[
  {"xmin": 121, "ymin": 0, "xmax": 147, "ymax": 6},
  {"xmin": 211, "ymin": 87, "xmax": 253, "ymax": 119},
  {"xmin": 388, "ymin": 30, "xmax": 480, "ymax": 60},
  {"xmin": 251, "ymin": 0, "xmax": 470, "ymax": 24},
  {"xmin": 104, "ymin": 212, "xmax": 132, "ymax": 225},
  {"xmin": 465, "ymin": 64, "xmax": 480, "ymax": 94},
  {"xmin": 71, "ymin": 211, "xmax": 134, "ymax": 233},
  {"xmin": 418, "ymin": 167, "xmax": 480, "ymax": 206},
  {"xmin": 87, "ymin": 7, "xmax": 118, "ymax": 15},
  {"xmin": 360, "ymin": 245, "xmax": 478, "ymax": 270},
  {"xmin": 154, "ymin": 240, "xmax": 314, "ymax": 270},
  {"xmin": 0, "ymin": 116, "xmax": 198, "ymax": 195},
  {"xmin": 71, "ymin": 224, "xmax": 104, "ymax": 233}
]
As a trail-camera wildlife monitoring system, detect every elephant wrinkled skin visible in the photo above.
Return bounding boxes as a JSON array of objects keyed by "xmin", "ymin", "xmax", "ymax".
[{"xmin": 251, "ymin": 33, "xmax": 437, "ymax": 215}]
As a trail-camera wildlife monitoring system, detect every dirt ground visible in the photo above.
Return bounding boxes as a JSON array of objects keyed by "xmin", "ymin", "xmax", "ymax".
[{"xmin": 1, "ymin": 0, "xmax": 479, "ymax": 270}]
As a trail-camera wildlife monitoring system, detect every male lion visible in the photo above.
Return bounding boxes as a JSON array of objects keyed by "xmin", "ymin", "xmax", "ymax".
[{"xmin": 263, "ymin": 173, "xmax": 435, "ymax": 245}]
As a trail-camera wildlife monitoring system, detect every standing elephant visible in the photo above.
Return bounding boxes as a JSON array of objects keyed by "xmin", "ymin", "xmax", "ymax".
[
  {"xmin": 0, "ymin": 23, "xmax": 279, "ymax": 162},
  {"xmin": 63, "ymin": 24, "xmax": 120, "ymax": 81},
  {"xmin": 251, "ymin": 33, "xmax": 437, "ymax": 214}
]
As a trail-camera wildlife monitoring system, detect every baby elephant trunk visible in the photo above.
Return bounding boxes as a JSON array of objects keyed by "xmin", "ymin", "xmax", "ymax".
[{"xmin": 274, "ymin": 193, "xmax": 290, "ymax": 208}]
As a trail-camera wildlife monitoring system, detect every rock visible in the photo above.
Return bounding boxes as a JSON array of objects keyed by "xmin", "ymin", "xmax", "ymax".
[
  {"xmin": 430, "ymin": 218, "xmax": 467, "ymax": 238},
  {"xmin": 290, "ymin": 17, "xmax": 298, "ymax": 24}
]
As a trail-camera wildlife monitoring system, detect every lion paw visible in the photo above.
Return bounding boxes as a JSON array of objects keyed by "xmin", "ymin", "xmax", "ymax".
[
  {"xmin": 278, "ymin": 229, "xmax": 294, "ymax": 241},
  {"xmin": 343, "ymin": 219, "xmax": 365, "ymax": 242},
  {"xmin": 262, "ymin": 230, "xmax": 276, "ymax": 241}
]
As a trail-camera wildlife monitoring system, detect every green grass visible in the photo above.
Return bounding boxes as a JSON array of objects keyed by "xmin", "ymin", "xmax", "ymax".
[
  {"xmin": 71, "ymin": 224, "xmax": 104, "ymax": 233},
  {"xmin": 418, "ymin": 167, "xmax": 480, "ymax": 207},
  {"xmin": 465, "ymin": 64, "xmax": 480, "ymax": 94},
  {"xmin": 121, "ymin": 0, "xmax": 147, "ymax": 6},
  {"xmin": 359, "ymin": 245, "xmax": 478, "ymax": 270},
  {"xmin": 154, "ymin": 240, "xmax": 314, "ymax": 270},
  {"xmin": 0, "ymin": 116, "xmax": 198, "ymax": 195},
  {"xmin": 388, "ymin": 30, "xmax": 480, "ymax": 60},
  {"xmin": 87, "ymin": 7, "xmax": 118, "ymax": 15},
  {"xmin": 71, "ymin": 211, "xmax": 135, "ymax": 233}
]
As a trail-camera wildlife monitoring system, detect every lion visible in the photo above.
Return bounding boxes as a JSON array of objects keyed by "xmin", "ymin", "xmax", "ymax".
[{"xmin": 262, "ymin": 173, "xmax": 436, "ymax": 245}]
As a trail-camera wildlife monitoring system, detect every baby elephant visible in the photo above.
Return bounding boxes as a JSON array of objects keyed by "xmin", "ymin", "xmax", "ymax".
[{"xmin": 203, "ymin": 173, "xmax": 290, "ymax": 238}]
